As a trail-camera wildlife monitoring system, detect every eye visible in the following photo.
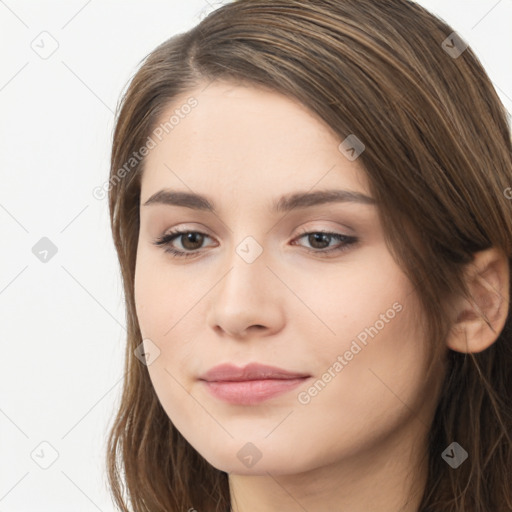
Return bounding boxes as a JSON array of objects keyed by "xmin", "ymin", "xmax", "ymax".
[
  {"xmin": 152, "ymin": 229, "xmax": 215, "ymax": 259},
  {"xmin": 291, "ymin": 229, "xmax": 358, "ymax": 257}
]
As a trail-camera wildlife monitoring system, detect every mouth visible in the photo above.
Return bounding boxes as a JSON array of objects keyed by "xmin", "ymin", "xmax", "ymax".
[{"xmin": 198, "ymin": 362, "xmax": 311, "ymax": 405}]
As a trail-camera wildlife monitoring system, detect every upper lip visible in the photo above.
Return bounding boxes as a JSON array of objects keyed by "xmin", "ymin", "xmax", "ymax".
[{"xmin": 199, "ymin": 362, "xmax": 310, "ymax": 382}]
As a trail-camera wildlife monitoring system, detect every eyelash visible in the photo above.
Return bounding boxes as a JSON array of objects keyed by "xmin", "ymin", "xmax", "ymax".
[{"xmin": 152, "ymin": 228, "xmax": 358, "ymax": 259}]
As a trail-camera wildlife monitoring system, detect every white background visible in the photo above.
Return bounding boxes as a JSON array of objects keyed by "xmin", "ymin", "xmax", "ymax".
[{"xmin": 0, "ymin": 1, "xmax": 510, "ymax": 510}]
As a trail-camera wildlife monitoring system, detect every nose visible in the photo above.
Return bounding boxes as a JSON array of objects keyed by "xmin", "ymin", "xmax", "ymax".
[{"xmin": 207, "ymin": 247, "xmax": 285, "ymax": 339}]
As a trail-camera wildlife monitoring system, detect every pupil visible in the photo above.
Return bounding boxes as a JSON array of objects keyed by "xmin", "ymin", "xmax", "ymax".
[
  {"xmin": 182, "ymin": 233, "xmax": 203, "ymax": 250},
  {"xmin": 310, "ymin": 233, "xmax": 330, "ymax": 249}
]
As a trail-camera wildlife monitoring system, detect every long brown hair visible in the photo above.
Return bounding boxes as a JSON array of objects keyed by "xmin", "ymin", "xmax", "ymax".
[{"xmin": 105, "ymin": 1, "xmax": 512, "ymax": 510}]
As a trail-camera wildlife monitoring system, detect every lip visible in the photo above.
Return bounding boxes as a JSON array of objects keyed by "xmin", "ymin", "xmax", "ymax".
[{"xmin": 199, "ymin": 363, "xmax": 311, "ymax": 405}]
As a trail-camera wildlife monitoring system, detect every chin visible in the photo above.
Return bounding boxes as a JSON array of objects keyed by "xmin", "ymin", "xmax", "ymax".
[{"xmin": 196, "ymin": 443, "xmax": 309, "ymax": 476}]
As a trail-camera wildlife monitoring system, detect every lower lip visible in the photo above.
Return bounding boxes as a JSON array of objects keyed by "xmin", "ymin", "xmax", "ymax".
[{"xmin": 201, "ymin": 378, "xmax": 309, "ymax": 405}]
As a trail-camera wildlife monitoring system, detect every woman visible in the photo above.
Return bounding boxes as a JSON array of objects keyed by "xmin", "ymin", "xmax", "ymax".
[{"xmin": 105, "ymin": 1, "xmax": 512, "ymax": 510}]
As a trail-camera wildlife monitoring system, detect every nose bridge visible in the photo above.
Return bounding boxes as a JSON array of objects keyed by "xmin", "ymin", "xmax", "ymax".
[
  {"xmin": 235, "ymin": 233, "xmax": 266, "ymax": 266},
  {"xmin": 222, "ymin": 209, "xmax": 269, "ymax": 278},
  {"xmin": 207, "ymin": 232, "xmax": 284, "ymax": 336},
  {"xmin": 221, "ymin": 235, "xmax": 268, "ymax": 301}
]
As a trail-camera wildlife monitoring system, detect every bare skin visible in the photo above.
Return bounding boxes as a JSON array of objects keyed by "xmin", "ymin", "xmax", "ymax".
[{"xmin": 133, "ymin": 81, "xmax": 509, "ymax": 512}]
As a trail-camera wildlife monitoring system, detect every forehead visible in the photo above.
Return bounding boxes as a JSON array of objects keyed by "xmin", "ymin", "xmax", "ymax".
[{"xmin": 140, "ymin": 81, "xmax": 370, "ymax": 204}]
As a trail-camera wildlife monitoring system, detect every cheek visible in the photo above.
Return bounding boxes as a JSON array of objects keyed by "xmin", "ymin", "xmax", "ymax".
[
  {"xmin": 292, "ymin": 293, "xmax": 430, "ymax": 461},
  {"xmin": 339, "ymin": 293, "xmax": 427, "ymax": 409},
  {"xmin": 290, "ymin": 252, "xmax": 412, "ymax": 349},
  {"xmin": 134, "ymin": 261, "xmax": 161, "ymax": 340},
  {"xmin": 134, "ymin": 250, "xmax": 202, "ymax": 340},
  {"xmin": 134, "ymin": 262, "xmax": 201, "ymax": 430},
  {"xmin": 133, "ymin": 255, "xmax": 204, "ymax": 394},
  {"xmin": 297, "ymin": 257, "xmax": 426, "ymax": 402}
]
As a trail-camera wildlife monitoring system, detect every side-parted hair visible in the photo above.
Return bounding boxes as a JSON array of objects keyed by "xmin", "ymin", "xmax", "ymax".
[{"xmin": 106, "ymin": 1, "xmax": 512, "ymax": 510}]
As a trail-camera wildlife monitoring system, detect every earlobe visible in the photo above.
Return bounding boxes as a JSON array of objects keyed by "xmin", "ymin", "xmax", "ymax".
[{"xmin": 446, "ymin": 247, "xmax": 510, "ymax": 354}]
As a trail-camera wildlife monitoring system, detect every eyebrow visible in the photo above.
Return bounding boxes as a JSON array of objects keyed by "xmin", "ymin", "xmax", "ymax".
[{"xmin": 142, "ymin": 188, "xmax": 376, "ymax": 213}]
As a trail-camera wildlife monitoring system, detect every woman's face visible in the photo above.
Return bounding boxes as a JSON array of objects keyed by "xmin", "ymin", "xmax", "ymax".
[{"xmin": 134, "ymin": 81, "xmax": 438, "ymax": 475}]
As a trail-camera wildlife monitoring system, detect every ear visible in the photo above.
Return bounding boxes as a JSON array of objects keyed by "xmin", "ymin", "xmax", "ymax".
[{"xmin": 446, "ymin": 247, "xmax": 510, "ymax": 354}]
